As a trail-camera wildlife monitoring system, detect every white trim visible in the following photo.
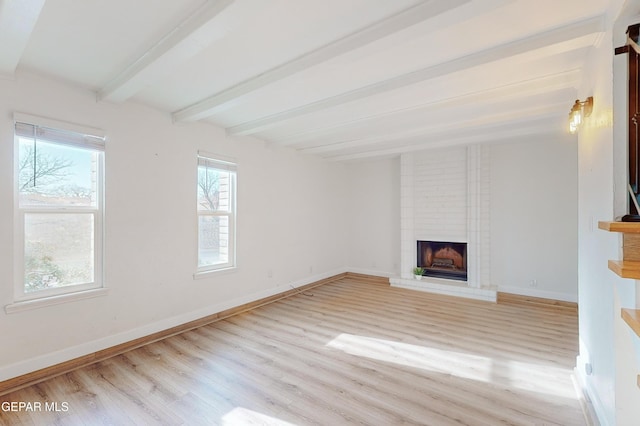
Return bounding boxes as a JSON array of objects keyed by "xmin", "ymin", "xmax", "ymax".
[
  {"xmin": 5, "ymin": 288, "xmax": 109, "ymax": 314},
  {"xmin": 193, "ymin": 266, "xmax": 237, "ymax": 280},
  {"xmin": 498, "ymin": 285, "xmax": 577, "ymax": 303},
  {"xmin": 0, "ymin": 267, "xmax": 347, "ymax": 382}
]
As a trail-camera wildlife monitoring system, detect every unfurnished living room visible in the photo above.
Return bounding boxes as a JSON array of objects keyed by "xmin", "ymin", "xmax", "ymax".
[{"xmin": 1, "ymin": 0, "xmax": 640, "ymax": 425}]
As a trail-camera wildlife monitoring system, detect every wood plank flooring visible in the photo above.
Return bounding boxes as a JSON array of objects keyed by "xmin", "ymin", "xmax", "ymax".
[{"xmin": 0, "ymin": 277, "xmax": 585, "ymax": 425}]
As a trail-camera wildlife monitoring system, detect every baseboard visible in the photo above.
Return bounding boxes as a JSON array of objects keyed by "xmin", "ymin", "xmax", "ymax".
[
  {"xmin": 571, "ymin": 370, "xmax": 599, "ymax": 426},
  {"xmin": 497, "ymin": 292, "xmax": 578, "ymax": 311},
  {"xmin": 344, "ymin": 271, "xmax": 390, "ymax": 285},
  {"xmin": 0, "ymin": 268, "xmax": 348, "ymax": 396},
  {"xmin": 498, "ymin": 285, "xmax": 577, "ymax": 304},
  {"xmin": 575, "ymin": 354, "xmax": 611, "ymax": 426},
  {"xmin": 345, "ymin": 267, "xmax": 396, "ymax": 279}
]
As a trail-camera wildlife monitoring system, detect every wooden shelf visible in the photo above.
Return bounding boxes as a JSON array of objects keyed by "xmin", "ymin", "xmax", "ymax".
[
  {"xmin": 599, "ymin": 221, "xmax": 640, "ymax": 233},
  {"xmin": 608, "ymin": 260, "xmax": 640, "ymax": 279},
  {"xmin": 600, "ymin": 221, "xmax": 640, "ymax": 277},
  {"xmin": 622, "ymin": 309, "xmax": 640, "ymax": 337}
]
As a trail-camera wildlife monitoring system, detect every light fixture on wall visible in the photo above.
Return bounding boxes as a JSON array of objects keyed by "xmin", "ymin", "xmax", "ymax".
[{"xmin": 568, "ymin": 96, "xmax": 594, "ymax": 134}]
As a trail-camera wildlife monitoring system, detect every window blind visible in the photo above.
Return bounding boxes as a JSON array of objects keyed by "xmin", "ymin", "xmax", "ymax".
[
  {"xmin": 197, "ymin": 155, "xmax": 237, "ymax": 172},
  {"xmin": 15, "ymin": 122, "xmax": 105, "ymax": 151}
]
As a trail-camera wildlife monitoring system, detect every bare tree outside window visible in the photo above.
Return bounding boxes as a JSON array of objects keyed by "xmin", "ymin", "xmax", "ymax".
[
  {"xmin": 18, "ymin": 145, "xmax": 73, "ymax": 192},
  {"xmin": 198, "ymin": 166, "xmax": 220, "ymax": 211}
]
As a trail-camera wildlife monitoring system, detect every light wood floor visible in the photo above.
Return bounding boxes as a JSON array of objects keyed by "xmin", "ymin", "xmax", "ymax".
[{"xmin": 0, "ymin": 277, "xmax": 585, "ymax": 425}]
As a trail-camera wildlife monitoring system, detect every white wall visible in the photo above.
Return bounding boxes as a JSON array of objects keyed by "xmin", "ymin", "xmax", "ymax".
[
  {"xmin": 346, "ymin": 158, "xmax": 400, "ymax": 277},
  {"xmin": 576, "ymin": 1, "xmax": 640, "ymax": 423},
  {"xmin": 490, "ymin": 135, "xmax": 578, "ymax": 302},
  {"xmin": 0, "ymin": 72, "xmax": 349, "ymax": 380}
]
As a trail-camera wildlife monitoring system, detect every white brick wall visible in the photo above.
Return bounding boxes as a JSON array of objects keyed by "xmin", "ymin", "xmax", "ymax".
[
  {"xmin": 400, "ymin": 155, "xmax": 415, "ymax": 279},
  {"xmin": 479, "ymin": 146, "xmax": 491, "ymax": 287},
  {"xmin": 400, "ymin": 146, "xmax": 491, "ymax": 288},
  {"xmin": 413, "ymin": 147, "xmax": 467, "ymax": 242}
]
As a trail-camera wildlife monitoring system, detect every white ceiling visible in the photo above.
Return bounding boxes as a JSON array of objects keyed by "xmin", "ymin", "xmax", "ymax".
[{"xmin": 1, "ymin": 0, "xmax": 610, "ymax": 161}]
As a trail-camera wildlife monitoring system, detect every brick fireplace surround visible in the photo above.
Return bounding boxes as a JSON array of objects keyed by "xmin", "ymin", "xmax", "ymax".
[{"xmin": 389, "ymin": 145, "xmax": 496, "ymax": 302}]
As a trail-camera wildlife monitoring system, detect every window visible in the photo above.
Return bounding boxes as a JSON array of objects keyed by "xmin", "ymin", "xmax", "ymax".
[
  {"xmin": 14, "ymin": 114, "xmax": 105, "ymax": 301},
  {"xmin": 197, "ymin": 154, "xmax": 236, "ymax": 272}
]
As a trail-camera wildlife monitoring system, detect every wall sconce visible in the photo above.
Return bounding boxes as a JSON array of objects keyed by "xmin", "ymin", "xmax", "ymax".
[{"xmin": 568, "ymin": 96, "xmax": 594, "ymax": 134}]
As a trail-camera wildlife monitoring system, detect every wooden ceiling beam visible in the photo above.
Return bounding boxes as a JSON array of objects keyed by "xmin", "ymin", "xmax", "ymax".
[
  {"xmin": 326, "ymin": 118, "xmax": 565, "ymax": 161},
  {"xmin": 278, "ymin": 69, "xmax": 581, "ymax": 147},
  {"xmin": 226, "ymin": 15, "xmax": 604, "ymax": 137},
  {"xmin": 0, "ymin": 0, "xmax": 47, "ymax": 77},
  {"xmin": 98, "ymin": 0, "xmax": 234, "ymax": 103},
  {"xmin": 302, "ymin": 100, "xmax": 569, "ymax": 156},
  {"xmin": 171, "ymin": 0, "xmax": 473, "ymax": 122}
]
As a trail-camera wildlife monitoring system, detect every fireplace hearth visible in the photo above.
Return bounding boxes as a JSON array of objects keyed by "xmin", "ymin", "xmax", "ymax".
[{"xmin": 417, "ymin": 241, "xmax": 467, "ymax": 281}]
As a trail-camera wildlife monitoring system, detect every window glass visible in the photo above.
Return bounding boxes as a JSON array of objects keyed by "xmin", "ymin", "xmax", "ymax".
[
  {"xmin": 196, "ymin": 155, "xmax": 236, "ymax": 272},
  {"xmin": 19, "ymin": 139, "xmax": 98, "ymax": 208},
  {"xmin": 198, "ymin": 216, "xmax": 229, "ymax": 267},
  {"xmin": 24, "ymin": 213, "xmax": 95, "ymax": 292}
]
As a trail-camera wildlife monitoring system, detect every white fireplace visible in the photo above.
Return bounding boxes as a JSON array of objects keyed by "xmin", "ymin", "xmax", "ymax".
[{"xmin": 390, "ymin": 145, "xmax": 496, "ymax": 302}]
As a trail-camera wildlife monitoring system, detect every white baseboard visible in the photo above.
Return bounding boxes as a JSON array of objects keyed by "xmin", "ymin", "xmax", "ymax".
[
  {"xmin": 498, "ymin": 285, "xmax": 577, "ymax": 303},
  {"xmin": 575, "ymin": 354, "xmax": 612, "ymax": 426},
  {"xmin": 0, "ymin": 267, "xmax": 348, "ymax": 382}
]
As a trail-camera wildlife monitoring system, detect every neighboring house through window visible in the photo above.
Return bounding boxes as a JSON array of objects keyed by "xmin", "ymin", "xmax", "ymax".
[
  {"xmin": 197, "ymin": 153, "xmax": 236, "ymax": 273},
  {"xmin": 14, "ymin": 113, "xmax": 105, "ymax": 301}
]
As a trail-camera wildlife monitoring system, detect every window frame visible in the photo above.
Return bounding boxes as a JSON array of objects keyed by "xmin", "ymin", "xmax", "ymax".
[
  {"xmin": 13, "ymin": 113, "xmax": 105, "ymax": 302},
  {"xmin": 196, "ymin": 152, "xmax": 237, "ymax": 275}
]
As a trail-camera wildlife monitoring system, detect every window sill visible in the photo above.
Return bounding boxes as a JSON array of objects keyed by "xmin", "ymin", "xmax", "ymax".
[
  {"xmin": 193, "ymin": 267, "xmax": 237, "ymax": 280},
  {"xmin": 5, "ymin": 288, "xmax": 109, "ymax": 314}
]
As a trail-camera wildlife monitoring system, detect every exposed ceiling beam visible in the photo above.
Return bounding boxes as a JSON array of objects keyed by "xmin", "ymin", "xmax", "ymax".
[
  {"xmin": 278, "ymin": 69, "xmax": 581, "ymax": 147},
  {"xmin": 0, "ymin": 0, "xmax": 46, "ymax": 77},
  {"xmin": 326, "ymin": 117, "xmax": 566, "ymax": 162},
  {"xmin": 98, "ymin": 0, "xmax": 234, "ymax": 103},
  {"xmin": 171, "ymin": 0, "xmax": 472, "ymax": 122},
  {"xmin": 301, "ymin": 99, "xmax": 570, "ymax": 155},
  {"xmin": 226, "ymin": 15, "xmax": 604, "ymax": 137}
]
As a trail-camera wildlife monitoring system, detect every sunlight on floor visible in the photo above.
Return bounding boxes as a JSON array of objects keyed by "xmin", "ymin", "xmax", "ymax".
[
  {"xmin": 326, "ymin": 333, "xmax": 578, "ymax": 399},
  {"xmin": 222, "ymin": 407, "xmax": 297, "ymax": 426}
]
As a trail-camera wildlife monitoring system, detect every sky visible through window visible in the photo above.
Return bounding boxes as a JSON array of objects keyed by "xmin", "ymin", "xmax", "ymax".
[{"xmin": 18, "ymin": 137, "xmax": 97, "ymax": 208}]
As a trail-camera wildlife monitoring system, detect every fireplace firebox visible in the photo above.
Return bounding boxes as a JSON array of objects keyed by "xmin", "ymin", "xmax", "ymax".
[{"xmin": 417, "ymin": 241, "xmax": 467, "ymax": 281}]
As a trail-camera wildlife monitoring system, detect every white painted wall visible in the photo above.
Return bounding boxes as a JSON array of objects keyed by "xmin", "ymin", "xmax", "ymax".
[
  {"xmin": 576, "ymin": 1, "xmax": 640, "ymax": 423},
  {"xmin": 490, "ymin": 135, "xmax": 578, "ymax": 302},
  {"xmin": 346, "ymin": 158, "xmax": 400, "ymax": 277},
  {"xmin": 0, "ymin": 72, "xmax": 349, "ymax": 380}
]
